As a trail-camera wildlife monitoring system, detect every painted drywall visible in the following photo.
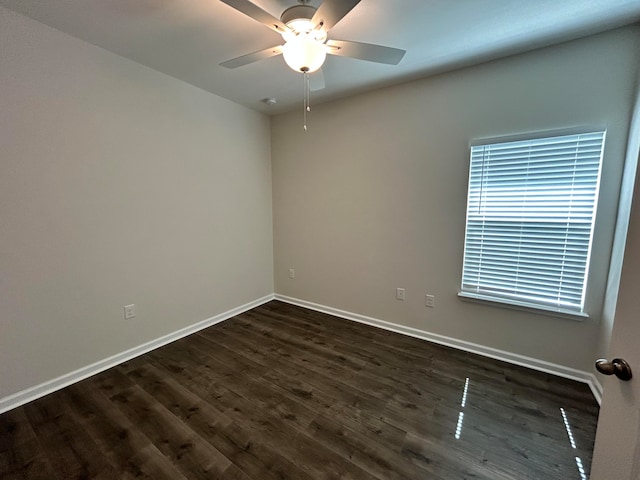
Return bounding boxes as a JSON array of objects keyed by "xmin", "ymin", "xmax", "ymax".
[
  {"xmin": 0, "ymin": 6, "xmax": 273, "ymax": 399},
  {"xmin": 272, "ymin": 26, "xmax": 640, "ymax": 372}
]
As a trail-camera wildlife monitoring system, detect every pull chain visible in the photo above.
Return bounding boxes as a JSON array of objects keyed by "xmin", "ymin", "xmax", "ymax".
[{"xmin": 303, "ymin": 70, "xmax": 311, "ymax": 131}]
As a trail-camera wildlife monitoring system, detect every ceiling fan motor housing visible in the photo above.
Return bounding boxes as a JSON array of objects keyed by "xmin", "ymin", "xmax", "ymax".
[
  {"xmin": 280, "ymin": 5, "xmax": 316, "ymax": 28},
  {"xmin": 280, "ymin": 4, "xmax": 326, "ymax": 42}
]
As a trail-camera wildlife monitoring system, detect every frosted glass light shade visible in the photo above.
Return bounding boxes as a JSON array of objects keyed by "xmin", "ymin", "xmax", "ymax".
[{"xmin": 282, "ymin": 39, "xmax": 326, "ymax": 73}]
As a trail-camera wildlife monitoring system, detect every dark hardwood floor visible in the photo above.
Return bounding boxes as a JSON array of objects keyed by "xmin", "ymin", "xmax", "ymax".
[{"xmin": 1, "ymin": 300, "xmax": 599, "ymax": 479}]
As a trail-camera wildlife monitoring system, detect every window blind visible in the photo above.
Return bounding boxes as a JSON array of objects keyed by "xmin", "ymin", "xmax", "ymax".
[{"xmin": 461, "ymin": 131, "xmax": 605, "ymax": 313}]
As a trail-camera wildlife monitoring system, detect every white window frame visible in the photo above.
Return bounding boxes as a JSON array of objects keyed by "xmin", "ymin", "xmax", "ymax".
[{"xmin": 459, "ymin": 130, "xmax": 606, "ymax": 317}]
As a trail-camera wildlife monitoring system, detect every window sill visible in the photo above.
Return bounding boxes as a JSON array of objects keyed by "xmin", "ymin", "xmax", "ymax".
[{"xmin": 457, "ymin": 291, "xmax": 589, "ymax": 321}]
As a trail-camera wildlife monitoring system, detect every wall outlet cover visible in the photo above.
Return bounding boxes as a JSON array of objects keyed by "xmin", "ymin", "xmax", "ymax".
[{"xmin": 124, "ymin": 304, "xmax": 136, "ymax": 319}]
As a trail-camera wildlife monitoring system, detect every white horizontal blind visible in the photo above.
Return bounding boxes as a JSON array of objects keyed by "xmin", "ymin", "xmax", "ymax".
[{"xmin": 461, "ymin": 131, "xmax": 605, "ymax": 313}]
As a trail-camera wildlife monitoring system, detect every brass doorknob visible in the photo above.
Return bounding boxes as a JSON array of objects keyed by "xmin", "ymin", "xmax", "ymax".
[{"xmin": 595, "ymin": 358, "xmax": 633, "ymax": 381}]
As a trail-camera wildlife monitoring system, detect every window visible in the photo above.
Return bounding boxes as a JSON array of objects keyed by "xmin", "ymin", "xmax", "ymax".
[{"xmin": 459, "ymin": 131, "xmax": 606, "ymax": 315}]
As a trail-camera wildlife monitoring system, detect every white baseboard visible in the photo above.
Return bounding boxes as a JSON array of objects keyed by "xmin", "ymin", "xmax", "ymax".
[
  {"xmin": 275, "ymin": 294, "xmax": 603, "ymax": 405},
  {"xmin": 2, "ymin": 292, "xmax": 602, "ymax": 415},
  {"xmin": 0, "ymin": 294, "xmax": 275, "ymax": 414},
  {"xmin": 587, "ymin": 374, "xmax": 603, "ymax": 405}
]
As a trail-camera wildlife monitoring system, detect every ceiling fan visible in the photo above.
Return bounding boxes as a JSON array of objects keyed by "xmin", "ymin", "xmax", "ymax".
[{"xmin": 218, "ymin": 0, "xmax": 406, "ymax": 78}]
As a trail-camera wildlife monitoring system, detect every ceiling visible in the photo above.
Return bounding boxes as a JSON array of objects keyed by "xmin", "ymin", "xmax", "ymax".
[{"xmin": 2, "ymin": 0, "xmax": 640, "ymax": 115}]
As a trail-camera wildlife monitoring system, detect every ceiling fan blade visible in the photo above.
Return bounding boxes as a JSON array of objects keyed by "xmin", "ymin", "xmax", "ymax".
[
  {"xmin": 220, "ymin": 45, "xmax": 284, "ymax": 69},
  {"xmin": 219, "ymin": 0, "xmax": 289, "ymax": 34},
  {"xmin": 326, "ymin": 39, "xmax": 406, "ymax": 65},
  {"xmin": 312, "ymin": 0, "xmax": 361, "ymax": 32},
  {"xmin": 309, "ymin": 69, "xmax": 326, "ymax": 91}
]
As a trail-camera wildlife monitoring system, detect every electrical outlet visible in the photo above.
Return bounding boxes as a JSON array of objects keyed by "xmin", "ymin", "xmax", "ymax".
[
  {"xmin": 124, "ymin": 304, "xmax": 136, "ymax": 320},
  {"xmin": 396, "ymin": 288, "xmax": 405, "ymax": 301},
  {"xmin": 288, "ymin": 268, "xmax": 295, "ymax": 279},
  {"xmin": 425, "ymin": 294, "xmax": 435, "ymax": 308}
]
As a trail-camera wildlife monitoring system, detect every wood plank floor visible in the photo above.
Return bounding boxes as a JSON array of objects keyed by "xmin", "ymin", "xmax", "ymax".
[{"xmin": 1, "ymin": 301, "xmax": 599, "ymax": 479}]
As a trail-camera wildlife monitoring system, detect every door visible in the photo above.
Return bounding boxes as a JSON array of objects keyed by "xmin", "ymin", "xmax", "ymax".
[{"xmin": 590, "ymin": 166, "xmax": 640, "ymax": 478}]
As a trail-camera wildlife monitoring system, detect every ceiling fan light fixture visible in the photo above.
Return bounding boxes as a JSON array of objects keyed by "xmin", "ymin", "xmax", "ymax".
[{"xmin": 282, "ymin": 38, "xmax": 327, "ymax": 73}]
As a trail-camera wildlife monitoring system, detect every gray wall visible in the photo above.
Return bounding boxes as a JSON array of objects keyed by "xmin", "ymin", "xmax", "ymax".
[
  {"xmin": 0, "ymin": 7, "xmax": 274, "ymax": 398},
  {"xmin": 272, "ymin": 26, "xmax": 640, "ymax": 372}
]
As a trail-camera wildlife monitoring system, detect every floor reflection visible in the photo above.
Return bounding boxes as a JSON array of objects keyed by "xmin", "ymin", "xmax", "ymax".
[
  {"xmin": 443, "ymin": 369, "xmax": 597, "ymax": 479},
  {"xmin": 454, "ymin": 377, "xmax": 470, "ymax": 440},
  {"xmin": 562, "ymin": 407, "xmax": 588, "ymax": 480}
]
